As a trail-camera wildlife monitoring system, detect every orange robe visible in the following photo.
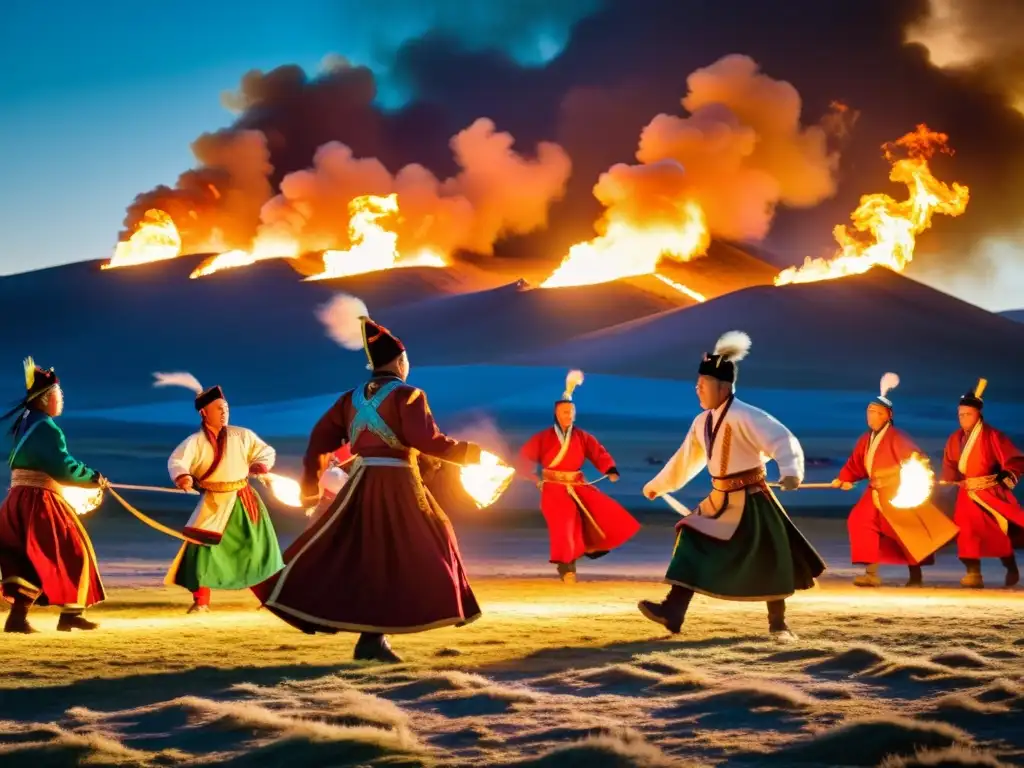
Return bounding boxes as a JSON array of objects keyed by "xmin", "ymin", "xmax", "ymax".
[
  {"xmin": 942, "ymin": 423, "xmax": 1024, "ymax": 559},
  {"xmin": 839, "ymin": 424, "xmax": 957, "ymax": 565},
  {"xmin": 518, "ymin": 425, "xmax": 640, "ymax": 564}
]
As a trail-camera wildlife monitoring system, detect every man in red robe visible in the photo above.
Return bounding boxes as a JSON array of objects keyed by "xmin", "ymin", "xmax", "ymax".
[
  {"xmin": 941, "ymin": 378, "xmax": 1024, "ymax": 588},
  {"xmin": 517, "ymin": 370, "xmax": 640, "ymax": 583},
  {"xmin": 833, "ymin": 373, "xmax": 958, "ymax": 587},
  {"xmin": 0, "ymin": 358, "xmax": 106, "ymax": 633},
  {"xmin": 253, "ymin": 294, "xmax": 485, "ymax": 663}
]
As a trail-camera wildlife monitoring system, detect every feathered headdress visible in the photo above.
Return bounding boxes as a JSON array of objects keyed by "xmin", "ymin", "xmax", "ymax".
[
  {"xmin": 3, "ymin": 356, "xmax": 60, "ymax": 432},
  {"xmin": 559, "ymin": 369, "xmax": 584, "ymax": 403},
  {"xmin": 873, "ymin": 372, "xmax": 899, "ymax": 409},
  {"xmin": 698, "ymin": 331, "xmax": 751, "ymax": 383},
  {"xmin": 153, "ymin": 372, "xmax": 224, "ymax": 412},
  {"xmin": 316, "ymin": 293, "xmax": 405, "ymax": 370},
  {"xmin": 960, "ymin": 377, "xmax": 987, "ymax": 410}
]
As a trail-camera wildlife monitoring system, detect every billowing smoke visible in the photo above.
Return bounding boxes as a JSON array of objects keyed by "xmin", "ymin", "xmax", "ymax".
[
  {"xmin": 259, "ymin": 118, "xmax": 571, "ymax": 257},
  {"xmin": 596, "ymin": 54, "xmax": 849, "ymax": 244},
  {"xmin": 906, "ymin": 0, "xmax": 1024, "ymax": 115},
  {"xmin": 121, "ymin": 62, "xmax": 569, "ymax": 260}
]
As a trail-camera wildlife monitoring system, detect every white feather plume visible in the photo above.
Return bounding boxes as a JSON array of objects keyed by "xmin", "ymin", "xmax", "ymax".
[
  {"xmin": 317, "ymin": 294, "xmax": 369, "ymax": 350},
  {"xmin": 879, "ymin": 372, "xmax": 900, "ymax": 398},
  {"xmin": 713, "ymin": 331, "xmax": 751, "ymax": 362},
  {"xmin": 565, "ymin": 369, "xmax": 584, "ymax": 390},
  {"xmin": 153, "ymin": 372, "xmax": 203, "ymax": 395}
]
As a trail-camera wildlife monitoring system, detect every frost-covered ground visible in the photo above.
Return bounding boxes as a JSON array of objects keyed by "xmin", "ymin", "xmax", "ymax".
[{"xmin": 2, "ymin": 579, "xmax": 1022, "ymax": 767}]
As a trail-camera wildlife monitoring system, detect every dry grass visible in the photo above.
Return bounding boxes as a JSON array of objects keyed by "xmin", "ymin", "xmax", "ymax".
[{"xmin": 1, "ymin": 578, "xmax": 1022, "ymax": 766}]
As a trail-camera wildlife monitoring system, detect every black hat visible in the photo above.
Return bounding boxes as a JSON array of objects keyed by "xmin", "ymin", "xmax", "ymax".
[
  {"xmin": 698, "ymin": 331, "xmax": 751, "ymax": 384},
  {"xmin": 362, "ymin": 317, "xmax": 405, "ymax": 370},
  {"xmin": 22, "ymin": 356, "xmax": 58, "ymax": 402},
  {"xmin": 195, "ymin": 385, "xmax": 225, "ymax": 411},
  {"xmin": 959, "ymin": 378, "xmax": 986, "ymax": 410}
]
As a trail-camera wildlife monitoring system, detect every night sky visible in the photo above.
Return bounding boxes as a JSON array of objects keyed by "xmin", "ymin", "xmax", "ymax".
[{"xmin": 2, "ymin": 0, "xmax": 1022, "ymax": 310}]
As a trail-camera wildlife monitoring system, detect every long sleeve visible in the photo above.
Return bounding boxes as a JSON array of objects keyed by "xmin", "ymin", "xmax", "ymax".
[
  {"xmin": 301, "ymin": 395, "xmax": 350, "ymax": 497},
  {"xmin": 398, "ymin": 388, "xmax": 478, "ymax": 465},
  {"xmin": 644, "ymin": 416, "xmax": 707, "ymax": 497},
  {"xmin": 167, "ymin": 434, "xmax": 199, "ymax": 482},
  {"xmin": 941, "ymin": 433, "xmax": 962, "ymax": 482},
  {"xmin": 31, "ymin": 421, "xmax": 100, "ymax": 486},
  {"xmin": 742, "ymin": 406, "xmax": 805, "ymax": 481},
  {"xmin": 580, "ymin": 430, "xmax": 617, "ymax": 475},
  {"xmin": 838, "ymin": 434, "xmax": 869, "ymax": 483},
  {"xmin": 516, "ymin": 431, "xmax": 545, "ymax": 475},
  {"xmin": 245, "ymin": 429, "xmax": 276, "ymax": 474},
  {"xmin": 991, "ymin": 428, "xmax": 1024, "ymax": 480}
]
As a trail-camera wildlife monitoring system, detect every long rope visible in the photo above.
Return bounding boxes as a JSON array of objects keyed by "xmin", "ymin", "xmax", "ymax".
[{"xmin": 100, "ymin": 482, "xmax": 204, "ymax": 545}]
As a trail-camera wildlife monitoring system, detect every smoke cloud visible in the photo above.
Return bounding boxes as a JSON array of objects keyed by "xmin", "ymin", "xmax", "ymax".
[
  {"xmin": 260, "ymin": 118, "xmax": 571, "ymax": 257},
  {"xmin": 905, "ymin": 0, "xmax": 1024, "ymax": 115},
  {"xmin": 591, "ymin": 54, "xmax": 849, "ymax": 245}
]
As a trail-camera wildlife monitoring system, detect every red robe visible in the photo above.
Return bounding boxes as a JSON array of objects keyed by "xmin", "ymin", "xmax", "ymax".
[
  {"xmin": 517, "ymin": 425, "xmax": 640, "ymax": 564},
  {"xmin": 839, "ymin": 424, "xmax": 957, "ymax": 566},
  {"xmin": 253, "ymin": 375, "xmax": 481, "ymax": 634},
  {"xmin": 942, "ymin": 423, "xmax": 1024, "ymax": 559}
]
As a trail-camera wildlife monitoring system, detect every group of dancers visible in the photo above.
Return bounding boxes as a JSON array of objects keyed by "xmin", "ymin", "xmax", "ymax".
[{"xmin": 0, "ymin": 296, "xmax": 1021, "ymax": 660}]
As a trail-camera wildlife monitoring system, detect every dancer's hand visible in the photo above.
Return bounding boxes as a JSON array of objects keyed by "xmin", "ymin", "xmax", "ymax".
[
  {"xmin": 608, "ymin": 470, "xmax": 620, "ymax": 483},
  {"xmin": 830, "ymin": 478, "xmax": 854, "ymax": 491},
  {"xmin": 643, "ymin": 484, "xmax": 658, "ymax": 500},
  {"xmin": 175, "ymin": 475, "xmax": 194, "ymax": 492},
  {"xmin": 997, "ymin": 470, "xmax": 1018, "ymax": 490},
  {"xmin": 95, "ymin": 475, "xmax": 109, "ymax": 489},
  {"xmin": 779, "ymin": 476, "xmax": 800, "ymax": 491}
]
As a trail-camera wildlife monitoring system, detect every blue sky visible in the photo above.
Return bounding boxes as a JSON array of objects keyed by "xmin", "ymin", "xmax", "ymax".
[{"xmin": 0, "ymin": 1, "xmax": 595, "ymax": 275}]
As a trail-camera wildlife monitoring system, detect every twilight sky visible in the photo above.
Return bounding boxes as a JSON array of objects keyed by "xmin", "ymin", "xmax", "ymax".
[{"xmin": 1, "ymin": 0, "xmax": 1022, "ymax": 311}]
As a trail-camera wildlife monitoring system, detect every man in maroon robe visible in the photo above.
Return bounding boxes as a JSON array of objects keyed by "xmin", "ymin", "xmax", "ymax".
[
  {"xmin": 253, "ymin": 294, "xmax": 486, "ymax": 663},
  {"xmin": 942, "ymin": 379, "xmax": 1024, "ymax": 588},
  {"xmin": 834, "ymin": 373, "xmax": 958, "ymax": 587},
  {"xmin": 517, "ymin": 370, "xmax": 640, "ymax": 582}
]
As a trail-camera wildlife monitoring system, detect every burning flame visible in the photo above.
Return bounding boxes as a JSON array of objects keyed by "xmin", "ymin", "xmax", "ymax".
[
  {"xmin": 306, "ymin": 194, "xmax": 447, "ymax": 281},
  {"xmin": 460, "ymin": 450, "xmax": 515, "ymax": 509},
  {"xmin": 190, "ymin": 233, "xmax": 300, "ymax": 279},
  {"xmin": 775, "ymin": 125, "xmax": 970, "ymax": 286},
  {"xmin": 259, "ymin": 473, "xmax": 303, "ymax": 508},
  {"xmin": 62, "ymin": 486, "xmax": 104, "ymax": 516},
  {"xmin": 102, "ymin": 210, "xmax": 182, "ymax": 269},
  {"xmin": 890, "ymin": 453, "xmax": 936, "ymax": 509},
  {"xmin": 540, "ymin": 201, "xmax": 710, "ymax": 298}
]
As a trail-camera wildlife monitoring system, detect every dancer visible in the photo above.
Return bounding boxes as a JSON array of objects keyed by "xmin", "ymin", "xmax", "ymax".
[
  {"xmin": 0, "ymin": 358, "xmax": 105, "ymax": 633},
  {"xmin": 638, "ymin": 332, "xmax": 825, "ymax": 642},
  {"xmin": 834, "ymin": 373, "xmax": 958, "ymax": 587},
  {"xmin": 517, "ymin": 370, "xmax": 640, "ymax": 583},
  {"xmin": 942, "ymin": 379, "xmax": 1024, "ymax": 588},
  {"xmin": 254, "ymin": 294, "xmax": 485, "ymax": 663},
  {"xmin": 156, "ymin": 374, "xmax": 284, "ymax": 613}
]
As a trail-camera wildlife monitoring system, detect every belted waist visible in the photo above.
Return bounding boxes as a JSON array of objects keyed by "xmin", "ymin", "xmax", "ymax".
[
  {"xmin": 355, "ymin": 456, "xmax": 411, "ymax": 468},
  {"xmin": 542, "ymin": 469, "xmax": 584, "ymax": 484},
  {"xmin": 197, "ymin": 478, "xmax": 249, "ymax": 493},
  {"xmin": 710, "ymin": 467, "xmax": 766, "ymax": 492},
  {"xmin": 962, "ymin": 474, "xmax": 999, "ymax": 491},
  {"xmin": 9, "ymin": 469, "xmax": 63, "ymax": 495}
]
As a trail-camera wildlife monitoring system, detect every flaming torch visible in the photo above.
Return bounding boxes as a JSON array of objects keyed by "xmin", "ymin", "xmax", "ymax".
[
  {"xmin": 61, "ymin": 486, "xmax": 105, "ymax": 516},
  {"xmin": 258, "ymin": 473, "xmax": 304, "ymax": 508},
  {"xmin": 460, "ymin": 450, "xmax": 515, "ymax": 509},
  {"xmin": 890, "ymin": 453, "xmax": 936, "ymax": 509}
]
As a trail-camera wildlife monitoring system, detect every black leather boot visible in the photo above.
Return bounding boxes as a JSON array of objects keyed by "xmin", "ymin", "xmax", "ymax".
[
  {"xmin": 906, "ymin": 565, "xmax": 924, "ymax": 587},
  {"xmin": 638, "ymin": 585, "xmax": 692, "ymax": 634},
  {"xmin": 353, "ymin": 633, "xmax": 402, "ymax": 663},
  {"xmin": 1001, "ymin": 555, "xmax": 1019, "ymax": 588},
  {"xmin": 57, "ymin": 613, "xmax": 99, "ymax": 632},
  {"xmin": 3, "ymin": 598, "xmax": 38, "ymax": 634}
]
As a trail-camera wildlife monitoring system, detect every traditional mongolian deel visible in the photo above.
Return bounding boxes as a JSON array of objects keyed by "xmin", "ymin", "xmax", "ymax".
[
  {"xmin": 639, "ymin": 331, "xmax": 825, "ymax": 642},
  {"xmin": 254, "ymin": 295, "xmax": 483, "ymax": 659},
  {"xmin": 839, "ymin": 373, "xmax": 958, "ymax": 579},
  {"xmin": 0, "ymin": 358, "xmax": 105, "ymax": 632},
  {"xmin": 942, "ymin": 379, "xmax": 1024, "ymax": 587},
  {"xmin": 155, "ymin": 373, "xmax": 283, "ymax": 610},
  {"xmin": 518, "ymin": 369, "xmax": 640, "ymax": 579}
]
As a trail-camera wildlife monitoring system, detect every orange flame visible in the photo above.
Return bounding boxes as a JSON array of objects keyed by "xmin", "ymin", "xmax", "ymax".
[
  {"xmin": 539, "ymin": 201, "xmax": 710, "ymax": 300},
  {"xmin": 775, "ymin": 125, "xmax": 970, "ymax": 286},
  {"xmin": 305, "ymin": 193, "xmax": 446, "ymax": 281},
  {"xmin": 102, "ymin": 209, "xmax": 182, "ymax": 269},
  {"xmin": 189, "ymin": 233, "xmax": 299, "ymax": 279}
]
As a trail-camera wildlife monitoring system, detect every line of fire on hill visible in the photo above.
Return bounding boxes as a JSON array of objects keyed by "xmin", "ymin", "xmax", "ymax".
[{"xmin": 2, "ymin": 294, "xmax": 1019, "ymax": 661}]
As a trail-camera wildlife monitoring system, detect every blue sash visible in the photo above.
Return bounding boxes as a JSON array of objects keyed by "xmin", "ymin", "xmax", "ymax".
[{"xmin": 349, "ymin": 379, "xmax": 404, "ymax": 449}]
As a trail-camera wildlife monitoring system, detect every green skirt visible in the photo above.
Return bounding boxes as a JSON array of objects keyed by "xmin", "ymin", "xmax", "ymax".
[
  {"xmin": 666, "ymin": 490, "xmax": 826, "ymax": 601},
  {"xmin": 172, "ymin": 495, "xmax": 284, "ymax": 592}
]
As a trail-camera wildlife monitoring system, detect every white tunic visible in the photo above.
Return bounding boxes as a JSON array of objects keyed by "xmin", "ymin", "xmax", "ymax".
[
  {"xmin": 644, "ymin": 397, "xmax": 805, "ymax": 540},
  {"xmin": 168, "ymin": 425, "xmax": 276, "ymax": 536}
]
